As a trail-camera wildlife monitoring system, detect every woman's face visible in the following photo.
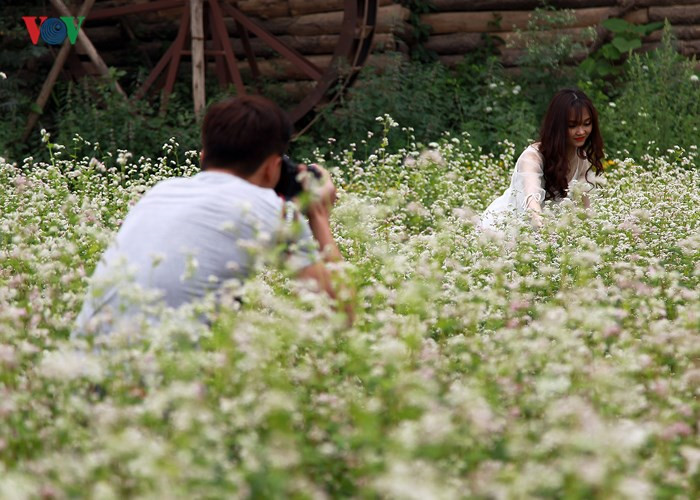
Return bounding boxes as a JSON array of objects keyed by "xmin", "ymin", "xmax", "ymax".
[{"xmin": 567, "ymin": 107, "xmax": 592, "ymax": 150}]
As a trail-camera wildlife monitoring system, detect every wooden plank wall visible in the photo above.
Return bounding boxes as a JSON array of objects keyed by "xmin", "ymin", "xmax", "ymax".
[
  {"xmin": 75, "ymin": 0, "xmax": 700, "ymax": 88},
  {"xmin": 421, "ymin": 0, "xmax": 700, "ymax": 68},
  {"xmin": 77, "ymin": 0, "xmax": 411, "ymax": 86}
]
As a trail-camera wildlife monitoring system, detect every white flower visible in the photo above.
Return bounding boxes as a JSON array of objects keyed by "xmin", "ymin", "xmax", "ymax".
[
  {"xmin": 609, "ymin": 102, "xmax": 616, "ymax": 108},
  {"xmin": 88, "ymin": 157, "xmax": 106, "ymax": 172},
  {"xmin": 0, "ymin": 72, "xmax": 6, "ymax": 79},
  {"xmin": 181, "ymin": 254, "xmax": 199, "ymax": 281},
  {"xmin": 0, "ymin": 344, "xmax": 16, "ymax": 367},
  {"xmin": 40, "ymin": 349, "xmax": 104, "ymax": 382},
  {"xmin": 512, "ymin": 85, "xmax": 521, "ymax": 95},
  {"xmin": 116, "ymin": 151, "xmax": 132, "ymax": 167},
  {"xmin": 691, "ymin": 74, "xmax": 699, "ymax": 82}
]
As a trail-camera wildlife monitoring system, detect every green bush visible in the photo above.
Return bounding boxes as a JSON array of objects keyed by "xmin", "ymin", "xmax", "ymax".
[
  {"xmin": 51, "ymin": 77, "xmax": 201, "ymax": 167},
  {"xmin": 293, "ymin": 52, "xmax": 537, "ymax": 161},
  {"xmin": 510, "ymin": 5, "xmax": 595, "ymax": 118},
  {"xmin": 595, "ymin": 25, "xmax": 700, "ymax": 161}
]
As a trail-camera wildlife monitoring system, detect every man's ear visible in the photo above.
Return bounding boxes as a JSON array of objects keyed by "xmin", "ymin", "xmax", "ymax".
[
  {"xmin": 200, "ymin": 150, "xmax": 206, "ymax": 169},
  {"xmin": 261, "ymin": 154, "xmax": 282, "ymax": 188}
]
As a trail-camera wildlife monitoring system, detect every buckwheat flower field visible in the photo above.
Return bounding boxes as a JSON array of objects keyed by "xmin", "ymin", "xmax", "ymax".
[{"xmin": 1, "ymin": 128, "xmax": 698, "ymax": 499}]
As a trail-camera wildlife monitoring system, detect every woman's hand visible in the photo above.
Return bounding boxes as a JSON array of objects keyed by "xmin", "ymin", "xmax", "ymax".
[
  {"xmin": 582, "ymin": 193, "xmax": 591, "ymax": 210},
  {"xmin": 531, "ymin": 211, "xmax": 544, "ymax": 229}
]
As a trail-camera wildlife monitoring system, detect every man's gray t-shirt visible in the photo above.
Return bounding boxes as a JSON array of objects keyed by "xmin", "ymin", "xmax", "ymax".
[{"xmin": 76, "ymin": 171, "xmax": 318, "ymax": 332}]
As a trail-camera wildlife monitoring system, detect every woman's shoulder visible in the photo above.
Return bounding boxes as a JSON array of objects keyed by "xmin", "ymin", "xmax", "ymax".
[
  {"xmin": 515, "ymin": 143, "xmax": 544, "ymax": 173},
  {"xmin": 517, "ymin": 143, "xmax": 544, "ymax": 162},
  {"xmin": 527, "ymin": 142, "xmax": 542, "ymax": 153}
]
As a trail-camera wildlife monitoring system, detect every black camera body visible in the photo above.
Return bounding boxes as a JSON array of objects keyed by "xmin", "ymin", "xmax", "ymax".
[{"xmin": 274, "ymin": 155, "xmax": 321, "ymax": 200}]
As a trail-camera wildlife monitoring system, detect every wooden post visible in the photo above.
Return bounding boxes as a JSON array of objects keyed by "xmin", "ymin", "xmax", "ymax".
[{"xmin": 190, "ymin": 0, "xmax": 205, "ymax": 118}]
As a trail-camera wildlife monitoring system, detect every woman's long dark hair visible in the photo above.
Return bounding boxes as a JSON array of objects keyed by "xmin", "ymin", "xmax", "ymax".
[{"xmin": 537, "ymin": 89, "xmax": 604, "ymax": 200}]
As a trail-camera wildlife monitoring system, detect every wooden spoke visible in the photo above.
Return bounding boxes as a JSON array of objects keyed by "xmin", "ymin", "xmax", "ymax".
[
  {"xmin": 74, "ymin": 0, "xmax": 379, "ymax": 128},
  {"xmin": 88, "ymin": 0, "xmax": 185, "ymax": 20},
  {"xmin": 221, "ymin": 1, "xmax": 324, "ymax": 82},
  {"xmin": 209, "ymin": 0, "xmax": 246, "ymax": 95}
]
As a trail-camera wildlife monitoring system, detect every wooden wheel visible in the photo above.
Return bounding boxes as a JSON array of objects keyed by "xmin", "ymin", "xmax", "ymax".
[{"xmin": 84, "ymin": 0, "xmax": 379, "ymax": 130}]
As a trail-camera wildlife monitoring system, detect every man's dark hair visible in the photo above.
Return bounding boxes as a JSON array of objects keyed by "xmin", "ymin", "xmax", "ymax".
[{"xmin": 201, "ymin": 95, "xmax": 293, "ymax": 176}]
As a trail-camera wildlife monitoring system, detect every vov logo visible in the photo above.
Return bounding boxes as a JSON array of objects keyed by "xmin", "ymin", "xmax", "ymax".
[{"xmin": 22, "ymin": 16, "xmax": 86, "ymax": 45}]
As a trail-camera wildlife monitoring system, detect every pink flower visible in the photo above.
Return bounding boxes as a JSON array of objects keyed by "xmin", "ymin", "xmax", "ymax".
[{"xmin": 661, "ymin": 422, "xmax": 693, "ymax": 440}]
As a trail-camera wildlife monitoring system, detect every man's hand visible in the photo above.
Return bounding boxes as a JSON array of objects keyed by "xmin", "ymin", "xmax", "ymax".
[
  {"xmin": 296, "ymin": 164, "xmax": 341, "ymax": 261},
  {"xmin": 295, "ymin": 164, "xmax": 354, "ymax": 324},
  {"xmin": 298, "ymin": 163, "xmax": 337, "ymax": 215}
]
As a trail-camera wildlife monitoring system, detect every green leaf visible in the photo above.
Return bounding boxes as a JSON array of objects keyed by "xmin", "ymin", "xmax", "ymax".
[
  {"xmin": 602, "ymin": 18, "xmax": 632, "ymax": 34},
  {"xmin": 612, "ymin": 36, "xmax": 642, "ymax": 53},
  {"xmin": 601, "ymin": 43, "xmax": 621, "ymax": 60},
  {"xmin": 578, "ymin": 57, "xmax": 596, "ymax": 75},
  {"xmin": 640, "ymin": 21, "xmax": 664, "ymax": 35},
  {"xmin": 597, "ymin": 61, "xmax": 614, "ymax": 76}
]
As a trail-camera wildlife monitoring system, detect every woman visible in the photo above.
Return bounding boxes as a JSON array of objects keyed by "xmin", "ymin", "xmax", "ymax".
[{"xmin": 480, "ymin": 89, "xmax": 604, "ymax": 230}]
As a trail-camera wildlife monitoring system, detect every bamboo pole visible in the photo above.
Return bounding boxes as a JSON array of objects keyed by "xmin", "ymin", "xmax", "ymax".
[
  {"xmin": 22, "ymin": 0, "xmax": 96, "ymax": 142},
  {"xmin": 190, "ymin": 0, "xmax": 205, "ymax": 118},
  {"xmin": 49, "ymin": 0, "xmax": 126, "ymax": 96}
]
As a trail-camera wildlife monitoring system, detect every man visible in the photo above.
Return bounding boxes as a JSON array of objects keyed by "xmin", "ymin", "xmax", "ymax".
[{"xmin": 76, "ymin": 95, "xmax": 344, "ymax": 334}]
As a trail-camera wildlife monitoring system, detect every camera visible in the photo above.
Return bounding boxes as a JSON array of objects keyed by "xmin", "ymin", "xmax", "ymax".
[{"xmin": 274, "ymin": 155, "xmax": 322, "ymax": 200}]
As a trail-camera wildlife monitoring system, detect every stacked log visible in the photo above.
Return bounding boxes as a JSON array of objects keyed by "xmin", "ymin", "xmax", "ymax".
[
  {"xmin": 420, "ymin": 0, "xmax": 700, "ymax": 68},
  {"xmin": 235, "ymin": 0, "xmax": 395, "ymax": 17},
  {"xmin": 68, "ymin": 0, "xmax": 700, "ymax": 87}
]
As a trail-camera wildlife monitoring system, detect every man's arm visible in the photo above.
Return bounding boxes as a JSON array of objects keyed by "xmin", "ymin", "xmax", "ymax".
[
  {"xmin": 297, "ymin": 202, "xmax": 339, "ymax": 299},
  {"xmin": 296, "ymin": 165, "xmax": 354, "ymax": 323}
]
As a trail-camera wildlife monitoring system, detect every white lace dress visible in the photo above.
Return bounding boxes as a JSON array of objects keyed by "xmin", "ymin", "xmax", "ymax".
[{"xmin": 480, "ymin": 143, "xmax": 595, "ymax": 230}]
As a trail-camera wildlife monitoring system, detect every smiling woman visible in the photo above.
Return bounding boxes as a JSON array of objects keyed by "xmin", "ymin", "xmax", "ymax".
[{"xmin": 480, "ymin": 88, "xmax": 605, "ymax": 230}]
